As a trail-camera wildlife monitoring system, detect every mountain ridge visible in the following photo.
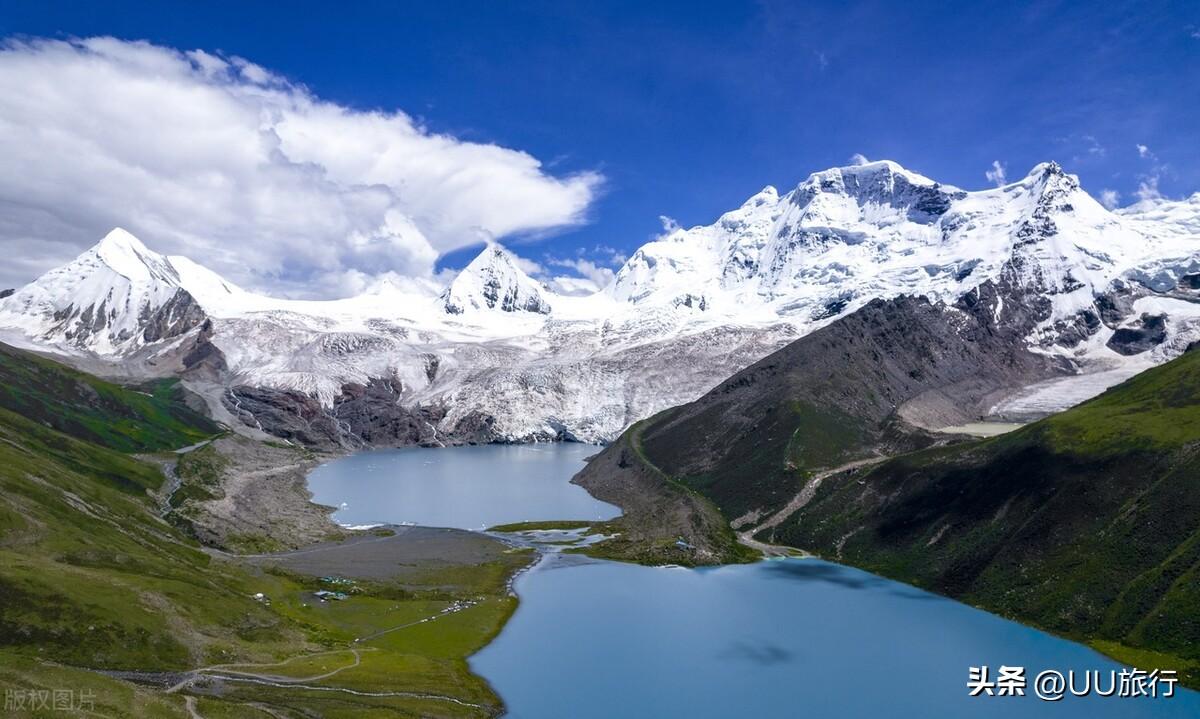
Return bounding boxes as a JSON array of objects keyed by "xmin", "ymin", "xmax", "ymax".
[{"xmin": 2, "ymin": 159, "xmax": 1198, "ymax": 445}]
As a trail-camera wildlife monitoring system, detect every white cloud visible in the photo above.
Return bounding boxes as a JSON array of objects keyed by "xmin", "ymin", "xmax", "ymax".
[
  {"xmin": 1136, "ymin": 143, "xmax": 1152, "ymax": 159},
  {"xmin": 509, "ymin": 252, "xmax": 546, "ymax": 277},
  {"xmin": 0, "ymin": 37, "xmax": 601, "ymax": 297},
  {"xmin": 1099, "ymin": 189, "xmax": 1121, "ymax": 210},
  {"xmin": 656, "ymin": 216, "xmax": 683, "ymax": 239},
  {"xmin": 547, "ymin": 257, "xmax": 617, "ymax": 294},
  {"xmin": 985, "ymin": 160, "xmax": 1007, "ymax": 187},
  {"xmin": 849, "ymin": 153, "xmax": 870, "ymax": 166},
  {"xmin": 545, "ymin": 275, "xmax": 603, "ymax": 296},
  {"xmin": 1135, "ymin": 176, "xmax": 1163, "ymax": 202}
]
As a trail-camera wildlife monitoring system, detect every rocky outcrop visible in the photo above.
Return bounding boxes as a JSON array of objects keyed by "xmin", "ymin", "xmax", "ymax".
[
  {"xmin": 180, "ymin": 319, "xmax": 228, "ymax": 380},
  {"xmin": 140, "ymin": 289, "xmax": 207, "ymax": 344},
  {"xmin": 1107, "ymin": 313, "xmax": 1169, "ymax": 355},
  {"xmin": 332, "ymin": 377, "xmax": 446, "ymax": 446},
  {"xmin": 224, "ymin": 378, "xmax": 455, "ymax": 450}
]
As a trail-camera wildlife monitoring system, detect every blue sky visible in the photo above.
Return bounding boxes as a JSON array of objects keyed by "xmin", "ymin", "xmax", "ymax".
[{"xmin": 2, "ymin": 0, "xmax": 1198, "ymax": 287}]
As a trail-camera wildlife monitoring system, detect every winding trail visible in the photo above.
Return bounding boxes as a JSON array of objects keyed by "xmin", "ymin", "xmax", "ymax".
[
  {"xmin": 194, "ymin": 648, "xmax": 366, "ymax": 685},
  {"xmin": 199, "ymin": 675, "xmax": 487, "ymax": 709},
  {"xmin": 166, "ymin": 599, "xmax": 479, "ymax": 697},
  {"xmin": 736, "ymin": 456, "xmax": 889, "ymax": 553},
  {"xmin": 183, "ymin": 696, "xmax": 202, "ymax": 719},
  {"xmin": 354, "ymin": 601, "xmax": 476, "ymax": 643}
]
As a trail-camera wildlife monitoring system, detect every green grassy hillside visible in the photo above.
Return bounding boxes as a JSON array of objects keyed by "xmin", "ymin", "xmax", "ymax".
[
  {"xmin": 0, "ymin": 405, "xmax": 296, "ymax": 670},
  {"xmin": 0, "ymin": 346, "xmax": 530, "ymax": 716},
  {"xmin": 776, "ymin": 347, "xmax": 1200, "ymax": 686},
  {"xmin": 0, "ymin": 342, "xmax": 218, "ymax": 451}
]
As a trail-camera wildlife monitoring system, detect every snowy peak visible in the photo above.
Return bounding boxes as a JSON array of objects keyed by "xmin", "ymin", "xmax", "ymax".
[
  {"xmin": 801, "ymin": 159, "xmax": 939, "ymax": 191},
  {"xmin": 790, "ymin": 159, "xmax": 964, "ymax": 226},
  {"xmin": 0, "ymin": 228, "xmax": 205, "ymax": 353},
  {"xmin": 93, "ymin": 227, "xmax": 181, "ymax": 285},
  {"xmin": 607, "ymin": 158, "xmax": 1200, "ymax": 348},
  {"xmin": 441, "ymin": 243, "xmax": 552, "ymax": 315}
]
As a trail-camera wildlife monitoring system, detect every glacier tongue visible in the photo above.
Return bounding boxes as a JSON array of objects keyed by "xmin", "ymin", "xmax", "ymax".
[{"xmin": 2, "ymin": 160, "xmax": 1199, "ymax": 444}]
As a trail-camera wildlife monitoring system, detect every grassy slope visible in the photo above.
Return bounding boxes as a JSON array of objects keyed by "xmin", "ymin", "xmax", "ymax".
[
  {"xmin": 0, "ymin": 346, "xmax": 529, "ymax": 716},
  {"xmin": 0, "ymin": 342, "xmax": 218, "ymax": 451},
  {"xmin": 775, "ymin": 348, "xmax": 1200, "ymax": 686},
  {"xmin": 571, "ymin": 422, "xmax": 757, "ymax": 566},
  {"xmin": 643, "ymin": 399, "xmax": 872, "ymax": 519}
]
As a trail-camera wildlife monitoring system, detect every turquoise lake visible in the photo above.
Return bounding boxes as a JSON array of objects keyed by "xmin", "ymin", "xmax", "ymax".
[{"xmin": 307, "ymin": 443, "xmax": 1200, "ymax": 718}]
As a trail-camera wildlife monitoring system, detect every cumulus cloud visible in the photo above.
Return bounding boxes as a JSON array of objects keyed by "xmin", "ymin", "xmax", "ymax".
[
  {"xmin": 849, "ymin": 153, "xmax": 870, "ymax": 166},
  {"xmin": 654, "ymin": 215, "xmax": 684, "ymax": 241},
  {"xmin": 532, "ymin": 244, "xmax": 627, "ymax": 296},
  {"xmin": 546, "ymin": 257, "xmax": 617, "ymax": 294},
  {"xmin": 1135, "ymin": 176, "xmax": 1163, "ymax": 202},
  {"xmin": 508, "ymin": 252, "xmax": 547, "ymax": 278},
  {"xmin": 1099, "ymin": 189, "xmax": 1121, "ymax": 210},
  {"xmin": 985, "ymin": 160, "xmax": 1007, "ymax": 187},
  {"xmin": 0, "ymin": 37, "xmax": 601, "ymax": 296},
  {"xmin": 1137, "ymin": 143, "xmax": 1151, "ymax": 158}
]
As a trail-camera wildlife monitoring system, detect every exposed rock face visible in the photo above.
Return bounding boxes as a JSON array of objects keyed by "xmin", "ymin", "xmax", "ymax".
[
  {"xmin": 139, "ymin": 288, "xmax": 208, "ymax": 344},
  {"xmin": 0, "ymin": 289, "xmax": 12, "ymax": 299},
  {"xmin": 1107, "ymin": 313, "xmax": 1169, "ymax": 355},
  {"xmin": 180, "ymin": 319, "xmax": 228, "ymax": 380},
  {"xmin": 332, "ymin": 377, "xmax": 446, "ymax": 446},
  {"xmin": 224, "ymin": 378, "xmax": 451, "ymax": 450},
  {"xmin": 224, "ymin": 386, "xmax": 339, "ymax": 448}
]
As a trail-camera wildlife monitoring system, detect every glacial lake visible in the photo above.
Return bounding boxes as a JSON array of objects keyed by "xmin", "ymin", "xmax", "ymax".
[
  {"xmin": 308, "ymin": 443, "xmax": 1200, "ymax": 718},
  {"xmin": 307, "ymin": 442, "xmax": 619, "ymax": 529}
]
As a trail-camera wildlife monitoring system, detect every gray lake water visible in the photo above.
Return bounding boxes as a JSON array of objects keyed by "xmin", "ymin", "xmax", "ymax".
[
  {"xmin": 306, "ymin": 443, "xmax": 619, "ymax": 529},
  {"xmin": 307, "ymin": 444, "xmax": 1199, "ymax": 718}
]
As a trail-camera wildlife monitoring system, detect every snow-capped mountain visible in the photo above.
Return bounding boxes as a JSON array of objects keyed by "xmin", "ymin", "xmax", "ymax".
[
  {"xmin": 608, "ymin": 161, "xmax": 1196, "ymax": 341},
  {"xmin": 2, "ymin": 160, "xmax": 1198, "ymax": 445},
  {"xmin": 441, "ymin": 244, "xmax": 553, "ymax": 315},
  {"xmin": 0, "ymin": 228, "xmax": 207, "ymax": 354}
]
